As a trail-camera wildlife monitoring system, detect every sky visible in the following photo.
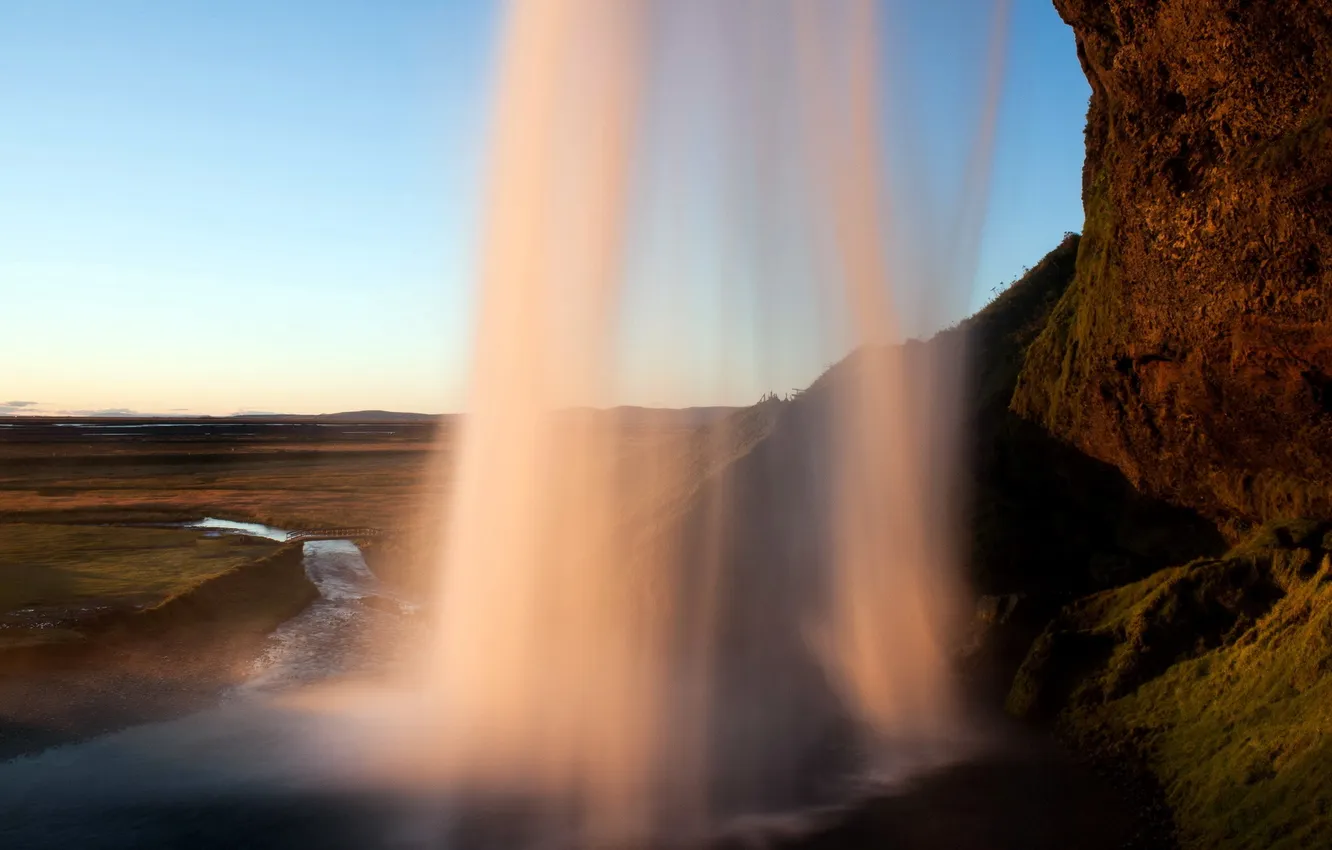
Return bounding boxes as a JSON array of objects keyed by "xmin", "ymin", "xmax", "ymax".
[{"xmin": 0, "ymin": 0, "xmax": 1089, "ymax": 416}]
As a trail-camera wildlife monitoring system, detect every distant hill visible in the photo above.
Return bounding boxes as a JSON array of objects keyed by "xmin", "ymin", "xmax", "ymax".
[
  {"xmin": 227, "ymin": 410, "xmax": 442, "ymax": 422},
  {"xmin": 230, "ymin": 407, "xmax": 740, "ymax": 426},
  {"xmin": 313, "ymin": 410, "xmax": 439, "ymax": 422}
]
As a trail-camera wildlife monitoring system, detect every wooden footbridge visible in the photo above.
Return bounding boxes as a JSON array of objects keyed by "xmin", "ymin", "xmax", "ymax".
[{"xmin": 283, "ymin": 527, "xmax": 392, "ymax": 542}]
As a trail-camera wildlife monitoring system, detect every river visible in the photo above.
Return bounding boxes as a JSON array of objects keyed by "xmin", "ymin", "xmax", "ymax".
[
  {"xmin": 0, "ymin": 521, "xmax": 1141, "ymax": 850},
  {"xmin": 0, "ymin": 519, "xmax": 423, "ymax": 849}
]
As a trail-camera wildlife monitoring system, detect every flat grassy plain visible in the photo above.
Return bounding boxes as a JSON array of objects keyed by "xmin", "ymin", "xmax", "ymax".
[
  {"xmin": 0, "ymin": 418, "xmax": 440, "ymax": 755},
  {"xmin": 0, "ymin": 442, "xmax": 439, "ymax": 530},
  {"xmin": 0, "ymin": 412, "xmax": 745, "ymax": 631},
  {"xmin": 0, "ymin": 418, "xmax": 444, "ymax": 646}
]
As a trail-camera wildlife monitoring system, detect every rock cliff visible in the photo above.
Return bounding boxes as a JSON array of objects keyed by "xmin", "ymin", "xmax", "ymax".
[{"xmin": 1013, "ymin": 0, "xmax": 1332, "ymax": 533}]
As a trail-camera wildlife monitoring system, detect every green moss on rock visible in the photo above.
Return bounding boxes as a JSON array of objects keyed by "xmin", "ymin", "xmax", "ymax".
[{"xmin": 1010, "ymin": 520, "xmax": 1332, "ymax": 849}]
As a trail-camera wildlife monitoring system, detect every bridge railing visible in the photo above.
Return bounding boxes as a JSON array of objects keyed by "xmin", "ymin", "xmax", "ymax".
[{"xmin": 283, "ymin": 527, "xmax": 394, "ymax": 542}]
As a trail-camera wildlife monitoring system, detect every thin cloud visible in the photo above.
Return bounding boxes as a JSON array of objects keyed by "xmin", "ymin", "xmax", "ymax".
[
  {"xmin": 55, "ymin": 408, "xmax": 142, "ymax": 417},
  {"xmin": 0, "ymin": 401, "xmax": 40, "ymax": 414}
]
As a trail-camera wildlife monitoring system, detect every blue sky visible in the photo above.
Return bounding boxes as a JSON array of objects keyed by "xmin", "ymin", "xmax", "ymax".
[{"xmin": 0, "ymin": 0, "xmax": 1088, "ymax": 415}]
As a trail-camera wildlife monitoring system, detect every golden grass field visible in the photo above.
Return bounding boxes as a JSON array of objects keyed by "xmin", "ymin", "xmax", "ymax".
[
  {"xmin": 0, "ymin": 428, "xmax": 443, "ymax": 647},
  {"xmin": 0, "ymin": 442, "xmax": 439, "ymax": 530},
  {"xmin": 0, "ymin": 411, "xmax": 758, "ymax": 646}
]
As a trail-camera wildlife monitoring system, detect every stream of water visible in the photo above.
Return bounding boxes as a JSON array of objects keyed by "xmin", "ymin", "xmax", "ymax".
[
  {"xmin": 0, "ymin": 522, "xmax": 404, "ymax": 847},
  {"xmin": 0, "ymin": 520, "xmax": 423, "ymax": 848},
  {"xmin": 182, "ymin": 518, "xmax": 414, "ymax": 694}
]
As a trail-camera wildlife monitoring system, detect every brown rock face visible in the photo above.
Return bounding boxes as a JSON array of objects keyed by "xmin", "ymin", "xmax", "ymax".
[{"xmin": 1014, "ymin": 0, "xmax": 1332, "ymax": 530}]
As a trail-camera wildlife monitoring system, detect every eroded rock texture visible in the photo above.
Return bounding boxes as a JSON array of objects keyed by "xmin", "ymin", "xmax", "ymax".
[{"xmin": 1014, "ymin": 0, "xmax": 1332, "ymax": 531}]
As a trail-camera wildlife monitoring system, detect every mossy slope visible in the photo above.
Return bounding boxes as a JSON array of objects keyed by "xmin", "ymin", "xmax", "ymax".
[{"xmin": 1010, "ymin": 520, "xmax": 1332, "ymax": 849}]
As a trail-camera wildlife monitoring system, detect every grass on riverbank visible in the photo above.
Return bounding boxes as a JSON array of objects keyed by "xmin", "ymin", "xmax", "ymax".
[{"xmin": 0, "ymin": 524, "xmax": 282, "ymax": 647}]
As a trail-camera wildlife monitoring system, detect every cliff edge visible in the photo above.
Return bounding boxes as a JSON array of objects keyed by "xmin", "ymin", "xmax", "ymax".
[{"xmin": 1013, "ymin": 0, "xmax": 1332, "ymax": 533}]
